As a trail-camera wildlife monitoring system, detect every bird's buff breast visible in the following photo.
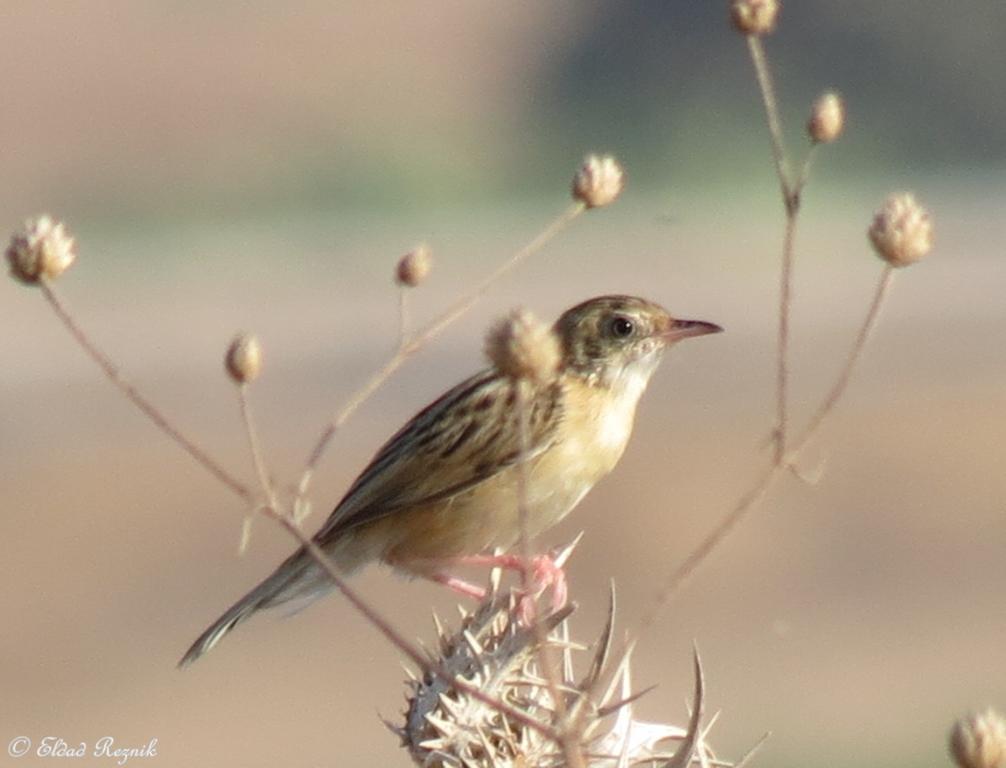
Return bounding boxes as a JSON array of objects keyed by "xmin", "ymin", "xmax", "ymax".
[{"xmin": 369, "ymin": 379, "xmax": 638, "ymax": 570}]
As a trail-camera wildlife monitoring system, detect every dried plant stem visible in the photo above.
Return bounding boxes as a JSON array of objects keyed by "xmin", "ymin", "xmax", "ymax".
[
  {"xmin": 748, "ymin": 34, "xmax": 798, "ymax": 463},
  {"xmin": 734, "ymin": 732, "xmax": 773, "ymax": 768},
  {"xmin": 644, "ymin": 463, "xmax": 776, "ymax": 632},
  {"xmin": 294, "ymin": 201, "xmax": 585, "ymax": 508},
  {"xmin": 748, "ymin": 35, "xmax": 821, "ymax": 465},
  {"xmin": 259, "ymin": 504, "xmax": 560, "ymax": 742},
  {"xmin": 774, "ymin": 216, "xmax": 796, "ymax": 462},
  {"xmin": 38, "ymin": 280, "xmax": 252, "ymax": 502},
  {"xmin": 790, "ymin": 265, "xmax": 895, "ymax": 451},
  {"xmin": 747, "ymin": 36, "xmax": 791, "ymax": 201},
  {"xmin": 37, "ymin": 276, "xmax": 559, "ymax": 740},
  {"xmin": 235, "ymin": 385, "xmax": 277, "ymax": 552},
  {"xmin": 514, "ymin": 385, "xmax": 584, "ymax": 768},
  {"xmin": 633, "ymin": 265, "xmax": 897, "ymax": 634},
  {"xmin": 237, "ymin": 385, "xmax": 277, "ymax": 508},
  {"xmin": 771, "ymin": 148, "xmax": 816, "ymax": 463},
  {"xmin": 748, "ymin": 35, "xmax": 821, "ymax": 468},
  {"xmin": 397, "ymin": 287, "xmax": 409, "ymax": 350},
  {"xmin": 794, "ymin": 146, "xmax": 819, "ymax": 196}
]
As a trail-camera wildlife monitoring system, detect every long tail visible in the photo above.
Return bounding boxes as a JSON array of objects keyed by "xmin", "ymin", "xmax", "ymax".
[{"xmin": 178, "ymin": 548, "xmax": 318, "ymax": 668}]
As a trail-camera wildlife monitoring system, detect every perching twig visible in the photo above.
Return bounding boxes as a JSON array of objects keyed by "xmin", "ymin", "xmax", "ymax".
[
  {"xmin": 638, "ymin": 265, "xmax": 897, "ymax": 633},
  {"xmin": 235, "ymin": 383, "xmax": 277, "ymax": 552},
  {"xmin": 261, "ymin": 502, "xmax": 564, "ymax": 743},
  {"xmin": 29, "ymin": 214, "xmax": 586, "ymax": 747},
  {"xmin": 397, "ymin": 286, "xmax": 409, "ymax": 350},
  {"xmin": 789, "ymin": 265, "xmax": 895, "ymax": 451},
  {"xmin": 293, "ymin": 201, "xmax": 585, "ymax": 512},
  {"xmin": 39, "ymin": 280, "xmax": 253, "ymax": 503},
  {"xmin": 514, "ymin": 382, "xmax": 584, "ymax": 768}
]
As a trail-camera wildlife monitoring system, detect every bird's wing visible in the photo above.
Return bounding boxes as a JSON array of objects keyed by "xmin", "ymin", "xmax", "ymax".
[{"xmin": 316, "ymin": 369, "xmax": 564, "ymax": 541}]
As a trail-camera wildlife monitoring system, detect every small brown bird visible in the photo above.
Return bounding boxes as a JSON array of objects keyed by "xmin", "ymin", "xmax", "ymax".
[{"xmin": 180, "ymin": 295, "xmax": 721, "ymax": 665}]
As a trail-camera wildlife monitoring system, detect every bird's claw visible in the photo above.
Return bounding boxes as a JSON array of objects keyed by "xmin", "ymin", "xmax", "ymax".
[
  {"xmin": 515, "ymin": 552, "xmax": 568, "ymax": 626},
  {"xmin": 419, "ymin": 545, "xmax": 573, "ymax": 626}
]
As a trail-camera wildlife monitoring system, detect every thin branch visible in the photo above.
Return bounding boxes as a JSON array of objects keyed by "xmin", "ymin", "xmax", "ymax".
[
  {"xmin": 397, "ymin": 286, "xmax": 409, "ymax": 351},
  {"xmin": 788, "ymin": 266, "xmax": 895, "ymax": 454},
  {"xmin": 747, "ymin": 38, "xmax": 822, "ymax": 466},
  {"xmin": 238, "ymin": 385, "xmax": 277, "ymax": 508},
  {"xmin": 33, "ymin": 203, "xmax": 586, "ymax": 743},
  {"xmin": 629, "ymin": 266, "xmax": 897, "ymax": 643},
  {"xmin": 748, "ymin": 33, "xmax": 797, "ymax": 464},
  {"xmin": 514, "ymin": 382, "xmax": 536, "ymax": 599},
  {"xmin": 732, "ymin": 732, "xmax": 772, "ymax": 768},
  {"xmin": 293, "ymin": 201, "xmax": 585, "ymax": 509},
  {"xmin": 514, "ymin": 382, "xmax": 584, "ymax": 768},
  {"xmin": 258, "ymin": 504, "xmax": 562, "ymax": 743},
  {"xmin": 774, "ymin": 213, "xmax": 796, "ymax": 463},
  {"xmin": 39, "ymin": 280, "xmax": 252, "ymax": 502},
  {"xmin": 641, "ymin": 462, "xmax": 777, "ymax": 635},
  {"xmin": 235, "ymin": 384, "xmax": 278, "ymax": 552},
  {"xmin": 793, "ymin": 144, "xmax": 819, "ymax": 199},
  {"xmin": 746, "ymin": 36, "xmax": 792, "ymax": 203}
]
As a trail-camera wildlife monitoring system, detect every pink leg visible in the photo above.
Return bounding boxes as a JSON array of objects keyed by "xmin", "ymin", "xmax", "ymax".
[
  {"xmin": 429, "ymin": 552, "xmax": 568, "ymax": 623},
  {"xmin": 449, "ymin": 553, "xmax": 524, "ymax": 570},
  {"xmin": 516, "ymin": 554, "xmax": 568, "ymax": 624},
  {"xmin": 428, "ymin": 571, "xmax": 487, "ymax": 601}
]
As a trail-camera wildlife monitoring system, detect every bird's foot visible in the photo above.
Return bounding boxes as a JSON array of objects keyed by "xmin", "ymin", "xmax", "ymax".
[
  {"xmin": 514, "ymin": 553, "xmax": 568, "ymax": 626},
  {"xmin": 421, "ymin": 551, "xmax": 568, "ymax": 625},
  {"xmin": 448, "ymin": 551, "xmax": 568, "ymax": 624},
  {"xmin": 428, "ymin": 571, "xmax": 487, "ymax": 601}
]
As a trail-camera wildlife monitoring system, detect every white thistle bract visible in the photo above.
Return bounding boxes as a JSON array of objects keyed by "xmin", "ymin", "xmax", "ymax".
[{"xmin": 393, "ymin": 552, "xmax": 729, "ymax": 768}]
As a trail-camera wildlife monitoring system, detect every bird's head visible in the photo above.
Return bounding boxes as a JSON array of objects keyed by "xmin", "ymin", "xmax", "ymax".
[{"xmin": 554, "ymin": 295, "xmax": 722, "ymax": 388}]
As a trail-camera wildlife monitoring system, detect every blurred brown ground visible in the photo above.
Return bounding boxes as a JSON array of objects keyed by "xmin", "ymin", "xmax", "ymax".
[{"xmin": 2, "ymin": 4, "xmax": 1005, "ymax": 768}]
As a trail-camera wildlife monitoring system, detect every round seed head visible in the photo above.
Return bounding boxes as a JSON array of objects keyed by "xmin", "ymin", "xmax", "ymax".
[
  {"xmin": 6, "ymin": 215, "xmax": 77, "ymax": 285},
  {"xmin": 868, "ymin": 193, "xmax": 933, "ymax": 267},
  {"xmin": 396, "ymin": 245, "xmax": 432, "ymax": 287},
  {"xmin": 572, "ymin": 154, "xmax": 625, "ymax": 209},
  {"xmin": 484, "ymin": 308, "xmax": 560, "ymax": 385},
  {"xmin": 225, "ymin": 333, "xmax": 263, "ymax": 384},
  {"xmin": 730, "ymin": 0, "xmax": 780, "ymax": 36},
  {"xmin": 808, "ymin": 91, "xmax": 845, "ymax": 144},
  {"xmin": 950, "ymin": 710, "xmax": 1006, "ymax": 768}
]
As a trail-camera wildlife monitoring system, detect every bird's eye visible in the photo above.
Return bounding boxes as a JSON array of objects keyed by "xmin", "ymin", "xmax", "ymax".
[{"xmin": 609, "ymin": 316, "xmax": 635, "ymax": 338}]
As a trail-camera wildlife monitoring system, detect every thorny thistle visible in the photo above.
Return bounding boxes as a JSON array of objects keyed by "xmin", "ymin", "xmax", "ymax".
[{"xmin": 396, "ymin": 569, "xmax": 730, "ymax": 768}]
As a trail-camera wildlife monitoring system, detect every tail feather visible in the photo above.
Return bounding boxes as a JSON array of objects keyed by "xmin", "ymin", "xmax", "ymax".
[
  {"xmin": 178, "ymin": 592, "xmax": 260, "ymax": 668},
  {"xmin": 179, "ymin": 549, "xmax": 318, "ymax": 668}
]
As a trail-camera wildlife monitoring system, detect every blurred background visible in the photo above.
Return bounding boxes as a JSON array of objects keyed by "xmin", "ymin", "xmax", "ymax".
[{"xmin": 2, "ymin": 2, "xmax": 1004, "ymax": 766}]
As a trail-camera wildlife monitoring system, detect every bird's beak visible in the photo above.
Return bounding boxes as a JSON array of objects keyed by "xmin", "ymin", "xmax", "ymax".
[{"xmin": 661, "ymin": 318, "xmax": 723, "ymax": 343}]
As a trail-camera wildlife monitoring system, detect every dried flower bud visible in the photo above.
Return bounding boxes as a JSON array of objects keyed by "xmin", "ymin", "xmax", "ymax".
[
  {"xmin": 572, "ymin": 154, "xmax": 624, "ymax": 209},
  {"xmin": 950, "ymin": 710, "xmax": 1006, "ymax": 768},
  {"xmin": 868, "ymin": 193, "xmax": 933, "ymax": 268},
  {"xmin": 6, "ymin": 215, "xmax": 77, "ymax": 285},
  {"xmin": 225, "ymin": 333, "xmax": 262, "ymax": 384},
  {"xmin": 808, "ymin": 91, "xmax": 845, "ymax": 144},
  {"xmin": 484, "ymin": 308, "xmax": 560, "ymax": 385},
  {"xmin": 729, "ymin": 0, "xmax": 780, "ymax": 36},
  {"xmin": 396, "ymin": 245, "xmax": 432, "ymax": 287}
]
